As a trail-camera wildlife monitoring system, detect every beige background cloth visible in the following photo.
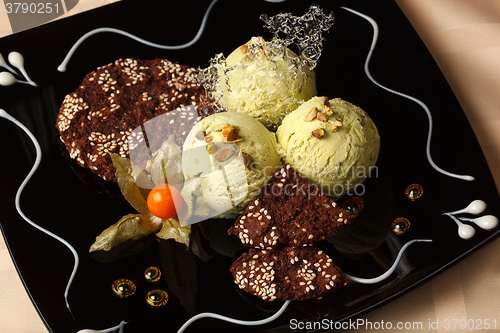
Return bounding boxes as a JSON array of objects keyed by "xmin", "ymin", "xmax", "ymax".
[{"xmin": 1, "ymin": 0, "xmax": 500, "ymax": 332}]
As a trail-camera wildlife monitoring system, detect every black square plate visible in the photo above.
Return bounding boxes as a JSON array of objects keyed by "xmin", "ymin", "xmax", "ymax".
[{"xmin": 1, "ymin": 0, "xmax": 499, "ymax": 332}]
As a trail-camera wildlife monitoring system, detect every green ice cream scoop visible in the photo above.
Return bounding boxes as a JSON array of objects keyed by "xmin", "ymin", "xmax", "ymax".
[
  {"xmin": 276, "ymin": 97, "xmax": 380, "ymax": 198},
  {"xmin": 212, "ymin": 37, "xmax": 317, "ymax": 130}
]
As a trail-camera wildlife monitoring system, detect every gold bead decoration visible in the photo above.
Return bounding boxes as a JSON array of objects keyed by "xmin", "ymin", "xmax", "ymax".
[
  {"xmin": 341, "ymin": 196, "xmax": 365, "ymax": 218},
  {"xmin": 111, "ymin": 279, "xmax": 136, "ymax": 298},
  {"xmin": 145, "ymin": 289, "xmax": 169, "ymax": 307},
  {"xmin": 144, "ymin": 266, "xmax": 162, "ymax": 282},
  {"xmin": 405, "ymin": 183, "xmax": 423, "ymax": 201},
  {"xmin": 391, "ymin": 217, "xmax": 410, "ymax": 235}
]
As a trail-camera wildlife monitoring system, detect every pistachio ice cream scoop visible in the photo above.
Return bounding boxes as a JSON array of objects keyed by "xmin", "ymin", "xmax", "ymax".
[
  {"xmin": 276, "ymin": 96, "xmax": 380, "ymax": 198},
  {"xmin": 211, "ymin": 37, "xmax": 317, "ymax": 130}
]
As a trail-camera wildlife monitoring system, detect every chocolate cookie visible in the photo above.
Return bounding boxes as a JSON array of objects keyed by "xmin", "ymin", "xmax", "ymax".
[
  {"xmin": 56, "ymin": 58, "xmax": 215, "ymax": 182},
  {"xmin": 230, "ymin": 245, "xmax": 350, "ymax": 301},
  {"xmin": 228, "ymin": 164, "xmax": 352, "ymax": 248}
]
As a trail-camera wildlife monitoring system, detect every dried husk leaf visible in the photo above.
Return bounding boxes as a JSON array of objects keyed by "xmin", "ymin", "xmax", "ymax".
[
  {"xmin": 149, "ymin": 135, "xmax": 184, "ymax": 188},
  {"xmin": 90, "ymin": 213, "xmax": 162, "ymax": 252},
  {"xmin": 90, "ymin": 234, "xmax": 156, "ymax": 263},
  {"xmin": 178, "ymin": 176, "xmax": 204, "ymax": 226},
  {"xmin": 156, "ymin": 217, "xmax": 191, "ymax": 248},
  {"xmin": 101, "ymin": 136, "xmax": 193, "ymax": 255},
  {"xmin": 110, "ymin": 153, "xmax": 153, "ymax": 215}
]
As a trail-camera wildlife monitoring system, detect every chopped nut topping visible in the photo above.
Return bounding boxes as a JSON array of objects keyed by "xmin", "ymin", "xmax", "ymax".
[
  {"xmin": 319, "ymin": 97, "xmax": 334, "ymax": 116},
  {"xmin": 240, "ymin": 44, "xmax": 249, "ymax": 54},
  {"xmin": 215, "ymin": 149, "xmax": 235, "ymax": 162},
  {"xmin": 242, "ymin": 152, "xmax": 256, "ymax": 171},
  {"xmin": 304, "ymin": 107, "xmax": 318, "ymax": 122},
  {"xmin": 312, "ymin": 128, "xmax": 325, "ymax": 139},
  {"xmin": 316, "ymin": 111, "xmax": 328, "ymax": 122},
  {"xmin": 323, "ymin": 105, "xmax": 334, "ymax": 116},
  {"xmin": 221, "ymin": 125, "xmax": 242, "ymax": 143},
  {"xmin": 211, "ymin": 123, "xmax": 228, "ymax": 132},
  {"xmin": 196, "ymin": 130, "xmax": 205, "ymax": 140},
  {"xmin": 221, "ymin": 125, "xmax": 234, "ymax": 137},
  {"xmin": 226, "ymin": 138, "xmax": 243, "ymax": 143},
  {"xmin": 330, "ymin": 120, "xmax": 343, "ymax": 132}
]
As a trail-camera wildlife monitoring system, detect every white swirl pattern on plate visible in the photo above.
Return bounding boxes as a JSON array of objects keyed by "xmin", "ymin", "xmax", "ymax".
[
  {"xmin": 443, "ymin": 200, "xmax": 498, "ymax": 239},
  {"xmin": 341, "ymin": 8, "xmax": 498, "ymax": 239},
  {"xmin": 0, "ymin": 52, "xmax": 37, "ymax": 87},
  {"xmin": 77, "ymin": 320, "xmax": 129, "ymax": 333},
  {"xmin": 57, "ymin": 0, "xmax": 220, "ymax": 72},
  {"xmin": 177, "ymin": 239, "xmax": 433, "ymax": 332},
  {"xmin": 345, "ymin": 239, "xmax": 432, "ymax": 284},
  {"xmin": 0, "ymin": 109, "xmax": 78, "ymax": 318},
  {"xmin": 58, "ymin": 0, "xmax": 307, "ymax": 72},
  {"xmin": 341, "ymin": 7, "xmax": 474, "ymax": 182}
]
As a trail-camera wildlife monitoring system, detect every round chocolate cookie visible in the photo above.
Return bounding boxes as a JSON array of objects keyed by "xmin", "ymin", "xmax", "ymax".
[
  {"xmin": 56, "ymin": 58, "xmax": 215, "ymax": 182},
  {"xmin": 230, "ymin": 245, "xmax": 351, "ymax": 301}
]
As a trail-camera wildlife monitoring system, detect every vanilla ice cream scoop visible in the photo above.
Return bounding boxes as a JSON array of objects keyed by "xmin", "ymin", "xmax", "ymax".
[{"xmin": 182, "ymin": 112, "xmax": 282, "ymax": 217}]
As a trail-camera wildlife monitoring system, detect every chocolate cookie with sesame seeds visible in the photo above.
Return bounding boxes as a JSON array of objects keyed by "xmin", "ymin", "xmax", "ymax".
[
  {"xmin": 228, "ymin": 164, "xmax": 352, "ymax": 248},
  {"xmin": 230, "ymin": 245, "xmax": 351, "ymax": 301},
  {"xmin": 56, "ymin": 58, "xmax": 215, "ymax": 182}
]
